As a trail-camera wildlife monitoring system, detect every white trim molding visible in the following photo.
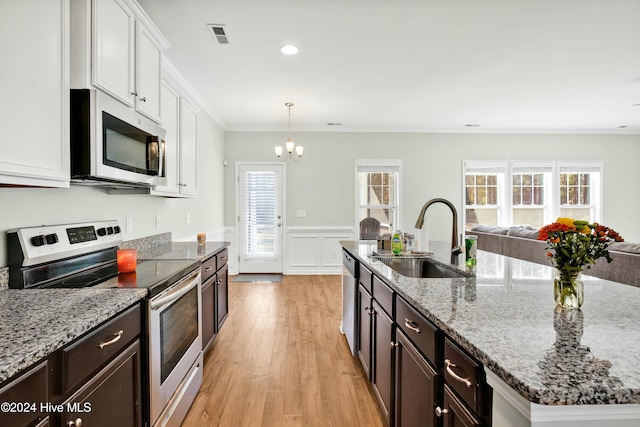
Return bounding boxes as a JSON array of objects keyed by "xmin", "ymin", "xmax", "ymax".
[{"xmin": 486, "ymin": 368, "xmax": 640, "ymax": 427}]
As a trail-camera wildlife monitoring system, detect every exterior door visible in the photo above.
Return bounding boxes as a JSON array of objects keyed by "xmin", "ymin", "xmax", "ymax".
[{"xmin": 237, "ymin": 163, "xmax": 284, "ymax": 273}]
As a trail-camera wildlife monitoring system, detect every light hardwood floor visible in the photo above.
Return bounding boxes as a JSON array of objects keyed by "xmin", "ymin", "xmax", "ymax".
[{"xmin": 181, "ymin": 275, "xmax": 386, "ymax": 427}]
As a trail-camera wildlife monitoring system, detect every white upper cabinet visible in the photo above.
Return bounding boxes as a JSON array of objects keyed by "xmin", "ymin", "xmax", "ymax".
[
  {"xmin": 152, "ymin": 79, "xmax": 180, "ymax": 196},
  {"xmin": 152, "ymin": 63, "xmax": 199, "ymax": 198},
  {"xmin": 71, "ymin": 0, "xmax": 168, "ymax": 123},
  {"xmin": 178, "ymin": 98, "xmax": 198, "ymax": 197},
  {"xmin": 0, "ymin": 0, "xmax": 70, "ymax": 187}
]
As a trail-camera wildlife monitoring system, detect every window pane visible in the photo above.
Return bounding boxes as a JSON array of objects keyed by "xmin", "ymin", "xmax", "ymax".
[
  {"xmin": 477, "ymin": 187, "xmax": 487, "ymax": 204},
  {"xmin": 487, "ymin": 175, "xmax": 497, "ymax": 185},
  {"xmin": 487, "ymin": 187, "xmax": 497, "ymax": 205},
  {"xmin": 533, "ymin": 174, "xmax": 543, "ymax": 185},
  {"xmin": 568, "ymin": 187, "xmax": 577, "ymax": 204},
  {"xmin": 476, "ymin": 175, "xmax": 486, "ymax": 185},
  {"xmin": 580, "ymin": 187, "xmax": 589, "ymax": 204},
  {"xmin": 560, "ymin": 186, "xmax": 567, "ymax": 204},
  {"xmin": 513, "ymin": 187, "xmax": 521, "ymax": 204},
  {"xmin": 522, "ymin": 187, "xmax": 532, "ymax": 205},
  {"xmin": 513, "ymin": 174, "xmax": 521, "ymax": 185},
  {"xmin": 534, "ymin": 187, "xmax": 543, "ymax": 205},
  {"xmin": 465, "ymin": 174, "xmax": 474, "ymax": 185},
  {"xmin": 580, "ymin": 173, "xmax": 589, "ymax": 185},
  {"xmin": 466, "ymin": 187, "xmax": 475, "ymax": 205},
  {"xmin": 522, "ymin": 174, "xmax": 532, "ymax": 185},
  {"xmin": 568, "ymin": 174, "xmax": 577, "ymax": 185}
]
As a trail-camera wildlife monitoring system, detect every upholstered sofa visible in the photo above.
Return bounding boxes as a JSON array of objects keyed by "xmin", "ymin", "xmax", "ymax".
[{"xmin": 467, "ymin": 225, "xmax": 640, "ymax": 288}]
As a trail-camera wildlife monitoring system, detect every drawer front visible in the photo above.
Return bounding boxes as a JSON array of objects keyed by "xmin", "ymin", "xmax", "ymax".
[
  {"xmin": 444, "ymin": 338, "xmax": 483, "ymax": 415},
  {"xmin": 63, "ymin": 304, "xmax": 141, "ymax": 394},
  {"xmin": 359, "ymin": 264, "xmax": 373, "ymax": 294},
  {"xmin": 372, "ymin": 275, "xmax": 393, "ymax": 317},
  {"xmin": 216, "ymin": 248, "xmax": 229, "ymax": 269},
  {"xmin": 201, "ymin": 255, "xmax": 217, "ymax": 282},
  {"xmin": 396, "ymin": 296, "xmax": 439, "ymax": 366}
]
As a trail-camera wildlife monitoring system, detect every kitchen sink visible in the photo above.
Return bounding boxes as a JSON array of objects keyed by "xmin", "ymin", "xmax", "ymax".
[{"xmin": 372, "ymin": 255, "xmax": 469, "ymax": 279}]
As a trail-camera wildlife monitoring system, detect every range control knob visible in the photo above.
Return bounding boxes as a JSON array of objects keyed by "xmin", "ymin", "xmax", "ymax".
[
  {"xmin": 30, "ymin": 235, "xmax": 46, "ymax": 247},
  {"xmin": 113, "ymin": 225, "xmax": 121, "ymax": 234},
  {"xmin": 97, "ymin": 228, "xmax": 107, "ymax": 237},
  {"xmin": 45, "ymin": 233, "xmax": 59, "ymax": 245},
  {"xmin": 106, "ymin": 226, "xmax": 114, "ymax": 235}
]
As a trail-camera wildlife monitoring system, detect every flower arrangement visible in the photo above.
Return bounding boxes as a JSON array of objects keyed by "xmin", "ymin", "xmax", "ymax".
[
  {"xmin": 537, "ymin": 218, "xmax": 624, "ymax": 272},
  {"xmin": 538, "ymin": 218, "xmax": 623, "ymax": 308}
]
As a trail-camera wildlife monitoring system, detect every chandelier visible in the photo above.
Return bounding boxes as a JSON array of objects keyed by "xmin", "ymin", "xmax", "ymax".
[{"xmin": 275, "ymin": 102, "xmax": 303, "ymax": 161}]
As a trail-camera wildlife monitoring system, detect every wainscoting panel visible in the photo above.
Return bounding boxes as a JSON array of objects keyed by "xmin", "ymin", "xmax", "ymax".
[
  {"xmin": 225, "ymin": 226, "xmax": 355, "ymax": 275},
  {"xmin": 285, "ymin": 227, "xmax": 355, "ymax": 275}
]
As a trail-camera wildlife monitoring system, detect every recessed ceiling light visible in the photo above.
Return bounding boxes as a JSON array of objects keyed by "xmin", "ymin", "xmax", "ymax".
[
  {"xmin": 280, "ymin": 45, "xmax": 298, "ymax": 55},
  {"xmin": 464, "ymin": 124, "xmax": 480, "ymax": 127},
  {"xmin": 327, "ymin": 122, "xmax": 342, "ymax": 126},
  {"xmin": 619, "ymin": 125, "xmax": 629, "ymax": 128}
]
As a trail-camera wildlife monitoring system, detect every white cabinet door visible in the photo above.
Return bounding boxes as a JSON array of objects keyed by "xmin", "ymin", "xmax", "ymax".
[
  {"xmin": 136, "ymin": 22, "xmax": 162, "ymax": 122},
  {"xmin": 0, "ymin": 0, "xmax": 70, "ymax": 187},
  {"xmin": 152, "ymin": 80, "xmax": 180, "ymax": 195},
  {"xmin": 92, "ymin": 0, "xmax": 135, "ymax": 107},
  {"xmin": 179, "ymin": 98, "xmax": 198, "ymax": 196}
]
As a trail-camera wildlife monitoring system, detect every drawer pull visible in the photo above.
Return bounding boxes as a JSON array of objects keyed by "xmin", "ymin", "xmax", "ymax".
[
  {"xmin": 435, "ymin": 406, "xmax": 448, "ymax": 417},
  {"xmin": 98, "ymin": 330, "xmax": 124, "ymax": 349},
  {"xmin": 68, "ymin": 417, "xmax": 83, "ymax": 426},
  {"xmin": 204, "ymin": 267, "xmax": 214, "ymax": 272},
  {"xmin": 404, "ymin": 318, "xmax": 421, "ymax": 333},
  {"xmin": 445, "ymin": 359, "xmax": 473, "ymax": 388},
  {"xmin": 390, "ymin": 341, "xmax": 399, "ymax": 348}
]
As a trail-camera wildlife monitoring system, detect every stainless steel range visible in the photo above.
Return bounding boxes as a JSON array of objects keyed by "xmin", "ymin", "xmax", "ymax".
[{"xmin": 7, "ymin": 220, "xmax": 203, "ymax": 427}]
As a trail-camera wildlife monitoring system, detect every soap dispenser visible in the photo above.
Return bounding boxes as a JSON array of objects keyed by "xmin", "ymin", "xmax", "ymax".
[{"xmin": 391, "ymin": 230, "xmax": 403, "ymax": 254}]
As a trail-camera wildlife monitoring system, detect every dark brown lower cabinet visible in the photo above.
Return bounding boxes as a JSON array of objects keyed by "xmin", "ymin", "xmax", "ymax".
[
  {"xmin": 371, "ymin": 299, "xmax": 393, "ymax": 422},
  {"xmin": 357, "ymin": 284, "xmax": 373, "ymax": 378},
  {"xmin": 61, "ymin": 339, "xmax": 142, "ymax": 427},
  {"xmin": 215, "ymin": 263, "xmax": 229, "ymax": 331},
  {"xmin": 440, "ymin": 384, "xmax": 481, "ymax": 427},
  {"xmin": 202, "ymin": 275, "xmax": 216, "ymax": 350},
  {"xmin": 394, "ymin": 329, "xmax": 440, "ymax": 427}
]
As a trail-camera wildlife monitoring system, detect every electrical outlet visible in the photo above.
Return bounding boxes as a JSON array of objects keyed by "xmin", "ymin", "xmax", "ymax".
[
  {"xmin": 186, "ymin": 212, "xmax": 191, "ymax": 224},
  {"xmin": 125, "ymin": 218, "xmax": 133, "ymax": 234},
  {"xmin": 155, "ymin": 215, "xmax": 161, "ymax": 229},
  {"xmin": 296, "ymin": 210, "xmax": 307, "ymax": 218}
]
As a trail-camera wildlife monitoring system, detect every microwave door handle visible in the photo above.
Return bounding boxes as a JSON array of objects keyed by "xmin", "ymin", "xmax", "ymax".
[{"xmin": 150, "ymin": 271, "xmax": 200, "ymax": 310}]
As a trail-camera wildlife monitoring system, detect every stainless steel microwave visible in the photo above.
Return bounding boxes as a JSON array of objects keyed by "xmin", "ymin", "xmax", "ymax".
[{"xmin": 70, "ymin": 89, "xmax": 166, "ymax": 188}]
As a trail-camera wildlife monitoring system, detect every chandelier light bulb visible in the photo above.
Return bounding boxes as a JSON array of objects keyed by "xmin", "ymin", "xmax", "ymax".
[
  {"xmin": 296, "ymin": 146, "xmax": 303, "ymax": 157},
  {"xmin": 275, "ymin": 146, "xmax": 283, "ymax": 157}
]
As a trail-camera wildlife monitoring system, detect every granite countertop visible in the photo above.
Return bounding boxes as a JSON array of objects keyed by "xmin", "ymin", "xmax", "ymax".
[
  {"xmin": 135, "ymin": 241, "xmax": 229, "ymax": 261},
  {"xmin": 0, "ymin": 288, "xmax": 147, "ymax": 384},
  {"xmin": 341, "ymin": 240, "xmax": 640, "ymax": 406}
]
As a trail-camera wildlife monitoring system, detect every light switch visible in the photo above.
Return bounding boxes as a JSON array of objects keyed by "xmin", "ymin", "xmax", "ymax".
[{"xmin": 296, "ymin": 210, "xmax": 307, "ymax": 218}]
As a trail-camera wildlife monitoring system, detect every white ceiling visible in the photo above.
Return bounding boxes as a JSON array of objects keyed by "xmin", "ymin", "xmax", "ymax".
[{"xmin": 137, "ymin": 0, "xmax": 640, "ymax": 134}]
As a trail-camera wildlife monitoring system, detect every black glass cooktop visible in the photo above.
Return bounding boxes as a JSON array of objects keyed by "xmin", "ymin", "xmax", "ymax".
[{"xmin": 95, "ymin": 259, "xmax": 200, "ymax": 297}]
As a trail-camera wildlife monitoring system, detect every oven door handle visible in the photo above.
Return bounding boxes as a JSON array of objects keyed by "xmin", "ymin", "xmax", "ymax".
[{"xmin": 150, "ymin": 270, "xmax": 200, "ymax": 310}]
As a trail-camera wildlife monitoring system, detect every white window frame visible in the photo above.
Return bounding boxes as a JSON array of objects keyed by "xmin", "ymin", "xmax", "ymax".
[
  {"xmin": 509, "ymin": 160, "xmax": 554, "ymax": 227},
  {"xmin": 557, "ymin": 161, "xmax": 603, "ymax": 223},
  {"xmin": 354, "ymin": 159, "xmax": 402, "ymax": 234},
  {"xmin": 463, "ymin": 160, "xmax": 603, "ymax": 229},
  {"xmin": 462, "ymin": 160, "xmax": 508, "ymax": 229}
]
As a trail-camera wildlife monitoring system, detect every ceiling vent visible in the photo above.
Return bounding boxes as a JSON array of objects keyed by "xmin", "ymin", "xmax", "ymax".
[{"xmin": 207, "ymin": 24, "xmax": 229, "ymax": 44}]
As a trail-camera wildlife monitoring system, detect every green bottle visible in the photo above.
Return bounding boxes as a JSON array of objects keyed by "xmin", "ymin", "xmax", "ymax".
[{"xmin": 392, "ymin": 230, "xmax": 403, "ymax": 254}]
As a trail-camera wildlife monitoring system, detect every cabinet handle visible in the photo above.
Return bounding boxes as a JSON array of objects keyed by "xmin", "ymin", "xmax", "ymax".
[
  {"xmin": 445, "ymin": 359, "xmax": 473, "ymax": 388},
  {"xmin": 178, "ymin": 183, "xmax": 187, "ymax": 187},
  {"xmin": 98, "ymin": 330, "xmax": 124, "ymax": 349},
  {"xmin": 131, "ymin": 91, "xmax": 138, "ymax": 96},
  {"xmin": 404, "ymin": 318, "xmax": 421, "ymax": 334},
  {"xmin": 67, "ymin": 417, "xmax": 83, "ymax": 426},
  {"xmin": 435, "ymin": 406, "xmax": 448, "ymax": 417},
  {"xmin": 390, "ymin": 341, "xmax": 398, "ymax": 348},
  {"xmin": 204, "ymin": 267, "xmax": 213, "ymax": 272},
  {"xmin": 140, "ymin": 97, "xmax": 147, "ymax": 102}
]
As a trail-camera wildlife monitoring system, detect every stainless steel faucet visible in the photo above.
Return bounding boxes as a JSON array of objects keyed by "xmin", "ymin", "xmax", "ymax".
[{"xmin": 415, "ymin": 198, "xmax": 463, "ymax": 264}]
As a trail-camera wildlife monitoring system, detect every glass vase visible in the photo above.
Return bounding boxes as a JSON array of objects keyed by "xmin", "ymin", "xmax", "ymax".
[{"xmin": 553, "ymin": 269, "xmax": 584, "ymax": 308}]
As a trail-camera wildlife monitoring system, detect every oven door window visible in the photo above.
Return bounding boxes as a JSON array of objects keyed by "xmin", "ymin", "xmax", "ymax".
[
  {"xmin": 159, "ymin": 286, "xmax": 199, "ymax": 383},
  {"xmin": 102, "ymin": 112, "xmax": 159, "ymax": 176}
]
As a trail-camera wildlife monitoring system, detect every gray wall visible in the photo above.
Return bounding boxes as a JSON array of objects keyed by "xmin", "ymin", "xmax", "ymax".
[
  {"xmin": 224, "ymin": 131, "xmax": 640, "ymax": 244},
  {"xmin": 0, "ymin": 112, "xmax": 225, "ymax": 267}
]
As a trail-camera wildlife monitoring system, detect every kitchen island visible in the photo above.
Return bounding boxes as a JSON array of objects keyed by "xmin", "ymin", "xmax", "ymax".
[{"xmin": 342, "ymin": 241, "xmax": 640, "ymax": 427}]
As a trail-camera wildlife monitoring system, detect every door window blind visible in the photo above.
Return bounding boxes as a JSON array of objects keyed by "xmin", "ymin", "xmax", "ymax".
[{"xmin": 244, "ymin": 171, "xmax": 277, "ymax": 257}]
